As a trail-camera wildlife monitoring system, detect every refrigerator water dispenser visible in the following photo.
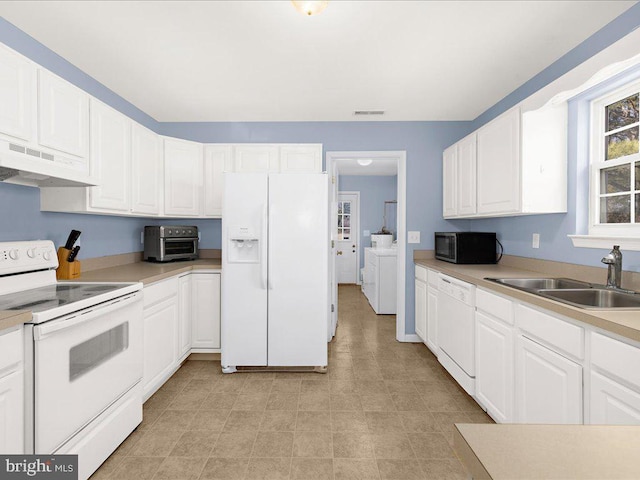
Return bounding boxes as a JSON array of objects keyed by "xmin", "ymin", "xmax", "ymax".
[{"xmin": 228, "ymin": 226, "xmax": 260, "ymax": 263}]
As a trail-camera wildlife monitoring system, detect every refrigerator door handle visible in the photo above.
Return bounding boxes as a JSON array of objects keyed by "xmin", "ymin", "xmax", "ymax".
[
  {"xmin": 268, "ymin": 202, "xmax": 274, "ymax": 290},
  {"xmin": 261, "ymin": 202, "xmax": 268, "ymax": 290}
]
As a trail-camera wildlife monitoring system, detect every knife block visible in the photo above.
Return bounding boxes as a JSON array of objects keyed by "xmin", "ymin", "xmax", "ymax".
[{"xmin": 56, "ymin": 247, "xmax": 81, "ymax": 280}]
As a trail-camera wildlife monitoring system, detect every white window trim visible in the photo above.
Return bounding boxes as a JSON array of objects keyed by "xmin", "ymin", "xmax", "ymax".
[{"xmin": 571, "ymin": 80, "xmax": 640, "ymax": 250}]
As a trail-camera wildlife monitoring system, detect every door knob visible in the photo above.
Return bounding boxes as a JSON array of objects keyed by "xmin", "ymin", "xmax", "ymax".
[
  {"xmin": 352, "ymin": 250, "xmax": 355, "ymax": 253},
  {"xmin": 352, "ymin": 245, "xmax": 356, "ymax": 248},
  {"xmin": 337, "ymin": 251, "xmax": 343, "ymax": 255}
]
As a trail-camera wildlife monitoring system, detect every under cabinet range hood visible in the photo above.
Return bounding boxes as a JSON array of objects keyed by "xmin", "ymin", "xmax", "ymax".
[{"xmin": 0, "ymin": 138, "xmax": 97, "ymax": 187}]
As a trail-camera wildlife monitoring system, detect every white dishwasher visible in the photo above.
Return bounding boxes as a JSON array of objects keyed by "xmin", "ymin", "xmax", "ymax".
[{"xmin": 437, "ymin": 273, "xmax": 476, "ymax": 396}]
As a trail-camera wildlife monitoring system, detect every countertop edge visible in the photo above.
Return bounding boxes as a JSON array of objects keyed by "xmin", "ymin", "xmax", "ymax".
[
  {"xmin": 415, "ymin": 258, "xmax": 640, "ymax": 344},
  {"xmin": 0, "ymin": 310, "xmax": 32, "ymax": 331},
  {"xmin": 72, "ymin": 259, "xmax": 222, "ymax": 285}
]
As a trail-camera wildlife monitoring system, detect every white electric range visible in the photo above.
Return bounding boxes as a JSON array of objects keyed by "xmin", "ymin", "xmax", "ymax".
[{"xmin": 0, "ymin": 240, "xmax": 143, "ymax": 480}]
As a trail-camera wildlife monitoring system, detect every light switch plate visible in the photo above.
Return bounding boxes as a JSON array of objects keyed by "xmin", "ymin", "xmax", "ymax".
[
  {"xmin": 408, "ymin": 231, "xmax": 420, "ymax": 244},
  {"xmin": 532, "ymin": 233, "xmax": 540, "ymax": 249}
]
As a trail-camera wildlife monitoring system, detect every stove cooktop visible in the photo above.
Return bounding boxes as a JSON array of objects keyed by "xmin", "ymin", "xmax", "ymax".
[{"xmin": 0, "ymin": 282, "xmax": 134, "ymax": 314}]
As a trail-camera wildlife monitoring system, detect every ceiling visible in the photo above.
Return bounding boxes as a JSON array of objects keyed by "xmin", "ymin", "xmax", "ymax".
[{"xmin": 0, "ymin": 1, "xmax": 635, "ymax": 122}]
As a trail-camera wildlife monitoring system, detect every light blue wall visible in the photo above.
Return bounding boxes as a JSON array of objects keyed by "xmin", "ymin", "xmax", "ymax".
[
  {"xmin": 0, "ymin": 182, "xmax": 222, "ymax": 258},
  {"xmin": 339, "ymin": 175, "xmax": 398, "ymax": 271}
]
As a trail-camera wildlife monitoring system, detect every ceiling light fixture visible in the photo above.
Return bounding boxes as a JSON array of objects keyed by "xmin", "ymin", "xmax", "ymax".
[
  {"xmin": 357, "ymin": 159, "xmax": 373, "ymax": 167},
  {"xmin": 291, "ymin": 1, "xmax": 329, "ymax": 16}
]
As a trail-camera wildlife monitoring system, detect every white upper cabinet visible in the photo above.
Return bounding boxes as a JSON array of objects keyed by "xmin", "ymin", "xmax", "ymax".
[
  {"xmin": 442, "ymin": 145, "xmax": 457, "ymax": 217},
  {"xmin": 234, "ymin": 144, "xmax": 280, "ymax": 173},
  {"xmin": 0, "ymin": 44, "xmax": 35, "ymax": 143},
  {"xmin": 279, "ymin": 144, "xmax": 322, "ymax": 173},
  {"xmin": 89, "ymin": 100, "xmax": 130, "ymax": 212},
  {"xmin": 443, "ymin": 133, "xmax": 476, "ymax": 217},
  {"xmin": 38, "ymin": 69, "xmax": 89, "ymax": 159},
  {"xmin": 457, "ymin": 133, "xmax": 477, "ymax": 215},
  {"xmin": 203, "ymin": 145, "xmax": 233, "ymax": 217},
  {"xmin": 443, "ymin": 104, "xmax": 567, "ymax": 219},
  {"xmin": 477, "ymin": 107, "xmax": 521, "ymax": 215},
  {"xmin": 164, "ymin": 137, "xmax": 203, "ymax": 216},
  {"xmin": 131, "ymin": 123, "xmax": 162, "ymax": 215}
]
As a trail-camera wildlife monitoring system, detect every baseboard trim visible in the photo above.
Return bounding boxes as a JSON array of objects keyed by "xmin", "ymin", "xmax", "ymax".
[{"xmin": 398, "ymin": 333, "xmax": 422, "ymax": 343}]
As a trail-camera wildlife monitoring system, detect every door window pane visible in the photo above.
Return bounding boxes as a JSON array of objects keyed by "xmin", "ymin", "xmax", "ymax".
[
  {"xmin": 600, "ymin": 164, "xmax": 630, "ymax": 193},
  {"xmin": 637, "ymin": 194, "xmax": 640, "ymax": 224},
  {"xmin": 69, "ymin": 322, "xmax": 129, "ymax": 381},
  {"xmin": 636, "ymin": 163, "xmax": 640, "ymax": 191},
  {"xmin": 606, "ymin": 93, "xmax": 639, "ymax": 131},
  {"xmin": 606, "ymin": 126, "xmax": 639, "ymax": 160},
  {"xmin": 600, "ymin": 195, "xmax": 631, "ymax": 223}
]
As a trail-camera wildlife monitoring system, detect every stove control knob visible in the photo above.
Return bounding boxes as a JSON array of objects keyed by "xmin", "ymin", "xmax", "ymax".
[
  {"xmin": 8, "ymin": 249, "xmax": 19, "ymax": 260},
  {"xmin": 43, "ymin": 250, "xmax": 52, "ymax": 261},
  {"xmin": 27, "ymin": 248, "xmax": 36, "ymax": 258}
]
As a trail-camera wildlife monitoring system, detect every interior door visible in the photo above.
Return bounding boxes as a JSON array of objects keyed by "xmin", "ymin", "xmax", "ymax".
[
  {"xmin": 336, "ymin": 192, "xmax": 359, "ymax": 284},
  {"xmin": 328, "ymin": 162, "xmax": 339, "ymax": 339}
]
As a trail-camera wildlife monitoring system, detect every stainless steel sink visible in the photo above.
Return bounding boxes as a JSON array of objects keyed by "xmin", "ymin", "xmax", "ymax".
[
  {"xmin": 538, "ymin": 288, "xmax": 640, "ymax": 309},
  {"xmin": 485, "ymin": 277, "xmax": 640, "ymax": 309},
  {"xmin": 488, "ymin": 278, "xmax": 591, "ymax": 291}
]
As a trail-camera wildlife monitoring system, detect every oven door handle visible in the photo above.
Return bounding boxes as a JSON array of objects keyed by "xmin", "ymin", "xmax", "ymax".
[{"xmin": 34, "ymin": 292, "xmax": 141, "ymax": 340}]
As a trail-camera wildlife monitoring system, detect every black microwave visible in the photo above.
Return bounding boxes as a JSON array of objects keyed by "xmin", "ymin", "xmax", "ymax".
[{"xmin": 435, "ymin": 232, "xmax": 498, "ymax": 264}]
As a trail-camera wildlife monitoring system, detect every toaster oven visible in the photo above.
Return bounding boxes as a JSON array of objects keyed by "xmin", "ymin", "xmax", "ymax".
[{"xmin": 144, "ymin": 225, "xmax": 199, "ymax": 262}]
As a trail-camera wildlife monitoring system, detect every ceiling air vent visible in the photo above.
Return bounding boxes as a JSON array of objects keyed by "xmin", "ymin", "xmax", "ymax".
[{"xmin": 354, "ymin": 110, "xmax": 385, "ymax": 116}]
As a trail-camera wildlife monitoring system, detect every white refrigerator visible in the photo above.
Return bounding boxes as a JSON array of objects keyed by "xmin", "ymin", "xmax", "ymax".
[{"xmin": 221, "ymin": 172, "xmax": 329, "ymax": 372}]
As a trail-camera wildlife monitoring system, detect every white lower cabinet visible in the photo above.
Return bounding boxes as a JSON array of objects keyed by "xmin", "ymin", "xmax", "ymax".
[
  {"xmin": 475, "ymin": 310, "xmax": 513, "ymax": 423},
  {"xmin": 178, "ymin": 274, "xmax": 192, "ymax": 360},
  {"xmin": 515, "ymin": 335, "xmax": 582, "ymax": 424},
  {"xmin": 142, "ymin": 270, "xmax": 221, "ymax": 399},
  {"xmin": 426, "ymin": 271, "xmax": 439, "ymax": 355},
  {"xmin": 590, "ymin": 372, "xmax": 640, "ymax": 425},
  {"xmin": 589, "ymin": 331, "xmax": 640, "ymax": 425},
  {"xmin": 142, "ymin": 278, "xmax": 179, "ymax": 400},
  {"xmin": 0, "ymin": 327, "xmax": 24, "ymax": 454},
  {"xmin": 191, "ymin": 272, "xmax": 221, "ymax": 351},
  {"xmin": 414, "ymin": 267, "xmax": 428, "ymax": 343}
]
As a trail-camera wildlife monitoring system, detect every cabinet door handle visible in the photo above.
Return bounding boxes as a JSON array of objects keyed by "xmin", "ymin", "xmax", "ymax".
[{"xmin": 337, "ymin": 251, "xmax": 343, "ymax": 255}]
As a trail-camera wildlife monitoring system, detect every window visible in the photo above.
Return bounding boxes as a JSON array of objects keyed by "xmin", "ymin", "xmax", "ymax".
[
  {"xmin": 337, "ymin": 200, "xmax": 351, "ymax": 240},
  {"xmin": 590, "ymin": 82, "xmax": 640, "ymax": 236}
]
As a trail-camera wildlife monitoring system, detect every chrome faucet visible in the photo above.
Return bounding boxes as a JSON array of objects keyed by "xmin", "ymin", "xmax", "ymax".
[{"xmin": 601, "ymin": 245, "xmax": 623, "ymax": 289}]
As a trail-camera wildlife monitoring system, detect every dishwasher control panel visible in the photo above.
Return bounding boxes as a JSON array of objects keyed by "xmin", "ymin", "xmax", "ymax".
[{"xmin": 438, "ymin": 274, "xmax": 475, "ymax": 306}]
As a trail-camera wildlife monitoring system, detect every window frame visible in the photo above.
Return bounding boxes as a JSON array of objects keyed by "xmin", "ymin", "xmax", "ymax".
[{"xmin": 589, "ymin": 80, "xmax": 640, "ymax": 237}]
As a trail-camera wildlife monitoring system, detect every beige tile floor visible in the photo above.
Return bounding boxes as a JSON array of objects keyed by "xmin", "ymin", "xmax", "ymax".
[{"xmin": 91, "ymin": 284, "xmax": 492, "ymax": 480}]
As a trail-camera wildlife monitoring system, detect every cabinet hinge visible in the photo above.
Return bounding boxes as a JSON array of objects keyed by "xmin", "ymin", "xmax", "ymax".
[
  {"xmin": 331, "ymin": 240, "xmax": 335, "ymax": 248},
  {"xmin": 331, "ymin": 175, "xmax": 335, "ymax": 184},
  {"xmin": 331, "ymin": 304, "xmax": 335, "ymax": 313}
]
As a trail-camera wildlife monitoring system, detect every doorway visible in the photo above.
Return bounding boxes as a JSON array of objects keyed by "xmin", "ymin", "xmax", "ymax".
[
  {"xmin": 326, "ymin": 151, "xmax": 407, "ymax": 343},
  {"xmin": 336, "ymin": 192, "xmax": 360, "ymax": 284}
]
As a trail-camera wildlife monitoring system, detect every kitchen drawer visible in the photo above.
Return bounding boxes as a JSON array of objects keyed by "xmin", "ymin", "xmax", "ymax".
[
  {"xmin": 0, "ymin": 327, "xmax": 23, "ymax": 374},
  {"xmin": 415, "ymin": 265, "xmax": 428, "ymax": 282},
  {"xmin": 591, "ymin": 332, "xmax": 640, "ymax": 390},
  {"xmin": 143, "ymin": 277, "xmax": 179, "ymax": 309},
  {"xmin": 516, "ymin": 304, "xmax": 584, "ymax": 360},
  {"xmin": 476, "ymin": 288, "xmax": 514, "ymax": 325},
  {"xmin": 427, "ymin": 269, "xmax": 439, "ymax": 287}
]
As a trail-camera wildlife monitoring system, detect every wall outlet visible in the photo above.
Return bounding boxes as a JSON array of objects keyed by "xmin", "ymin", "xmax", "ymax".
[
  {"xmin": 408, "ymin": 231, "xmax": 421, "ymax": 244},
  {"xmin": 363, "ymin": 230, "xmax": 370, "ymax": 237},
  {"xmin": 532, "ymin": 233, "xmax": 540, "ymax": 249}
]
